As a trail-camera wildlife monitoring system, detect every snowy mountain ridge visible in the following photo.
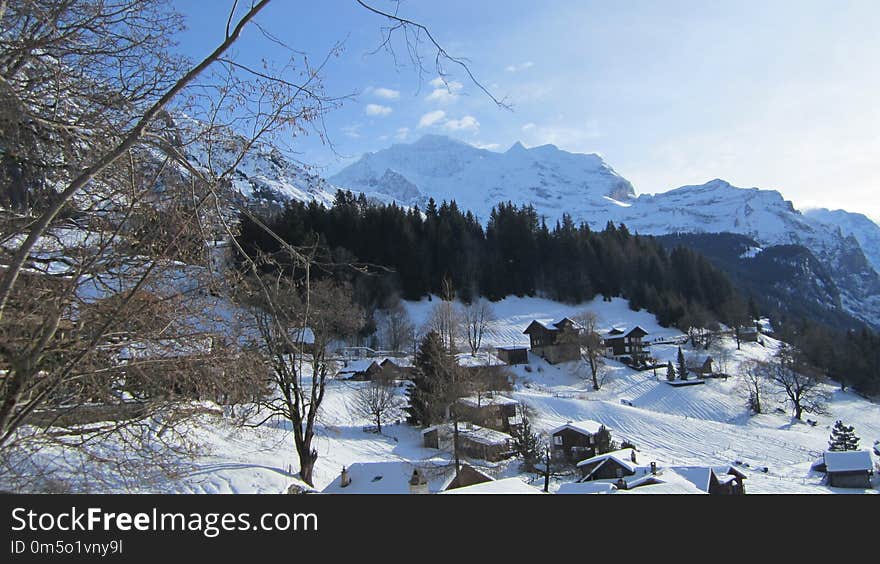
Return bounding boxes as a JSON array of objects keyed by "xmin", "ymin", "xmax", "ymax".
[{"xmin": 235, "ymin": 134, "xmax": 880, "ymax": 328}]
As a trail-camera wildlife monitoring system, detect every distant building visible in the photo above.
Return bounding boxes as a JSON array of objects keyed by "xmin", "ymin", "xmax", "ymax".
[
  {"xmin": 336, "ymin": 359, "xmax": 381, "ymax": 381},
  {"xmin": 378, "ymin": 357, "xmax": 414, "ymax": 380},
  {"xmin": 496, "ymin": 346, "xmax": 529, "ymax": 365},
  {"xmin": 422, "ymin": 422, "xmax": 514, "ymax": 462},
  {"xmin": 442, "ymin": 464, "xmax": 495, "ymax": 491},
  {"xmin": 576, "ymin": 449, "xmax": 667, "ymax": 491},
  {"xmin": 456, "ymin": 394, "xmax": 521, "ymax": 434},
  {"xmin": 603, "ymin": 326, "xmax": 650, "ymax": 365},
  {"xmin": 670, "ymin": 466, "xmax": 747, "ymax": 495},
  {"xmin": 823, "ymin": 450, "xmax": 874, "ymax": 488},
  {"xmin": 522, "ymin": 318, "xmax": 581, "ymax": 364},
  {"xmin": 550, "ymin": 420, "xmax": 607, "ymax": 462},
  {"xmin": 687, "ymin": 355, "xmax": 714, "ymax": 378}
]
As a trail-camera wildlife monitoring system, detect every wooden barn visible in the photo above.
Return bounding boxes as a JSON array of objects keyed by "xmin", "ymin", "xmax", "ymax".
[
  {"xmin": 422, "ymin": 423, "xmax": 514, "ymax": 462},
  {"xmin": 496, "ymin": 346, "xmax": 529, "ymax": 365},
  {"xmin": 823, "ymin": 450, "xmax": 874, "ymax": 488},
  {"xmin": 522, "ymin": 318, "xmax": 581, "ymax": 364}
]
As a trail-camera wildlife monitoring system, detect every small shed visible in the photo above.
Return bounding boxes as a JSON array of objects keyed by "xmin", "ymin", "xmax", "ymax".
[
  {"xmin": 496, "ymin": 346, "xmax": 529, "ymax": 365},
  {"xmin": 823, "ymin": 450, "xmax": 874, "ymax": 488}
]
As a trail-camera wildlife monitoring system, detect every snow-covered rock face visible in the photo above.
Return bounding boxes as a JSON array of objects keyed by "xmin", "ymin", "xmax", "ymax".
[
  {"xmin": 804, "ymin": 208, "xmax": 880, "ymax": 274},
  {"xmin": 328, "ymin": 134, "xmax": 635, "ymax": 219}
]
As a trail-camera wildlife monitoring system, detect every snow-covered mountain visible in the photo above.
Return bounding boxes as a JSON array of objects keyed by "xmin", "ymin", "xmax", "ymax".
[
  {"xmin": 328, "ymin": 134, "xmax": 635, "ymax": 219},
  {"xmin": 803, "ymin": 207, "xmax": 880, "ymax": 274},
  {"xmin": 324, "ymin": 135, "xmax": 880, "ymax": 328}
]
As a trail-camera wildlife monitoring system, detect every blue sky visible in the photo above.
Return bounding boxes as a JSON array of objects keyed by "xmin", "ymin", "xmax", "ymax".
[{"xmin": 175, "ymin": 1, "xmax": 880, "ymax": 218}]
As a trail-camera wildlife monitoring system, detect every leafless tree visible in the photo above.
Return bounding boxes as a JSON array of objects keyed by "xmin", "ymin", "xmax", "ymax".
[
  {"xmin": 461, "ymin": 298, "xmax": 495, "ymax": 355},
  {"xmin": 379, "ymin": 298, "xmax": 415, "ymax": 353},
  {"xmin": 740, "ymin": 360, "xmax": 769, "ymax": 414},
  {"xmin": 425, "ymin": 276, "xmax": 460, "ymax": 353},
  {"xmin": 565, "ymin": 310, "xmax": 605, "ymax": 391},
  {"xmin": 349, "ymin": 374, "xmax": 403, "ymax": 434},
  {"xmin": 766, "ymin": 347, "xmax": 829, "ymax": 420},
  {"xmin": 237, "ymin": 267, "xmax": 363, "ymax": 486}
]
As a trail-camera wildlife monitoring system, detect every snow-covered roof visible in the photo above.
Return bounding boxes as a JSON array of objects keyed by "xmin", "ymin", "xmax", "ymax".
[
  {"xmin": 523, "ymin": 317, "xmax": 582, "ymax": 334},
  {"xmin": 605, "ymin": 326, "xmax": 649, "ymax": 339},
  {"xmin": 458, "ymin": 394, "xmax": 519, "ymax": 409},
  {"xmin": 422, "ymin": 423, "xmax": 512, "ymax": 446},
  {"xmin": 441, "ymin": 477, "xmax": 542, "ymax": 494},
  {"xmin": 823, "ymin": 450, "xmax": 874, "ymax": 473},
  {"xmin": 550, "ymin": 420, "xmax": 607, "ymax": 437},
  {"xmin": 380, "ymin": 356, "xmax": 413, "ymax": 368},
  {"xmin": 556, "ymin": 482, "xmax": 617, "ymax": 494},
  {"xmin": 670, "ymin": 466, "xmax": 746, "ymax": 492},
  {"xmin": 623, "ymin": 471, "xmax": 707, "ymax": 495},
  {"xmin": 336, "ymin": 359, "xmax": 380, "ymax": 374},
  {"xmin": 576, "ymin": 448, "xmax": 637, "ymax": 471},
  {"xmin": 455, "ymin": 351, "xmax": 505, "ymax": 368},
  {"xmin": 320, "ymin": 461, "xmax": 454, "ymax": 494}
]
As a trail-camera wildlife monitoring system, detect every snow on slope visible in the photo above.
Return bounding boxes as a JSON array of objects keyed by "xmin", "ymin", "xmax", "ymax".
[{"xmin": 16, "ymin": 296, "xmax": 878, "ymax": 494}]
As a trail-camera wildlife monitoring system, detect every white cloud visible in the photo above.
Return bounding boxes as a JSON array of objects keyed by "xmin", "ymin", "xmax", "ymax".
[
  {"xmin": 371, "ymin": 87, "xmax": 400, "ymax": 100},
  {"xmin": 425, "ymin": 78, "xmax": 463, "ymax": 104},
  {"xmin": 365, "ymin": 103, "xmax": 392, "ymax": 117},
  {"xmin": 341, "ymin": 124, "xmax": 362, "ymax": 139},
  {"xmin": 418, "ymin": 110, "xmax": 446, "ymax": 128},
  {"xmin": 505, "ymin": 61, "xmax": 535, "ymax": 72},
  {"xmin": 522, "ymin": 122, "xmax": 536, "ymax": 131},
  {"xmin": 442, "ymin": 115, "xmax": 480, "ymax": 133},
  {"xmin": 395, "ymin": 127, "xmax": 410, "ymax": 140}
]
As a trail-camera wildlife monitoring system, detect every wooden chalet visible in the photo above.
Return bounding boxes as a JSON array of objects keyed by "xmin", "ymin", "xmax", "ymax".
[
  {"xmin": 378, "ymin": 357, "xmax": 414, "ymax": 379},
  {"xmin": 522, "ymin": 318, "xmax": 581, "ymax": 364},
  {"xmin": 603, "ymin": 326, "xmax": 650, "ymax": 365},
  {"xmin": 550, "ymin": 420, "xmax": 607, "ymax": 462}
]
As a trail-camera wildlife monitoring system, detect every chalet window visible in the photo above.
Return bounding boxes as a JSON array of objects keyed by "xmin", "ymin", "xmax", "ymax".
[{"xmin": 553, "ymin": 435, "xmax": 563, "ymax": 446}]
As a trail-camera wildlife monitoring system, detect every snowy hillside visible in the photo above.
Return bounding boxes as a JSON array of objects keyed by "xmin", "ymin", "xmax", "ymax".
[{"xmin": 23, "ymin": 296, "xmax": 877, "ymax": 494}]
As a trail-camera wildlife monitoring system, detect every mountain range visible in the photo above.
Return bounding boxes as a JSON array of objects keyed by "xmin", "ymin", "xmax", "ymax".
[{"xmin": 227, "ymin": 133, "xmax": 880, "ymax": 330}]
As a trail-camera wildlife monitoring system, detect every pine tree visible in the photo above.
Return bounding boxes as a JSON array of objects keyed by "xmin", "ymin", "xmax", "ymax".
[
  {"xmin": 677, "ymin": 346, "xmax": 688, "ymax": 381},
  {"xmin": 594, "ymin": 425, "xmax": 613, "ymax": 455},
  {"xmin": 405, "ymin": 331, "xmax": 453, "ymax": 426},
  {"xmin": 666, "ymin": 361, "xmax": 676, "ymax": 382},
  {"xmin": 828, "ymin": 420, "xmax": 860, "ymax": 451},
  {"xmin": 511, "ymin": 411, "xmax": 540, "ymax": 470}
]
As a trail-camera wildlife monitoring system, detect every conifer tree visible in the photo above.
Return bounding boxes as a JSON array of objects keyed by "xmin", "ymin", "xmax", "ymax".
[
  {"xmin": 405, "ymin": 331, "xmax": 454, "ymax": 426},
  {"xmin": 828, "ymin": 420, "xmax": 860, "ymax": 451},
  {"xmin": 666, "ymin": 361, "xmax": 676, "ymax": 381},
  {"xmin": 511, "ymin": 411, "xmax": 540, "ymax": 470},
  {"xmin": 594, "ymin": 425, "xmax": 613, "ymax": 455}
]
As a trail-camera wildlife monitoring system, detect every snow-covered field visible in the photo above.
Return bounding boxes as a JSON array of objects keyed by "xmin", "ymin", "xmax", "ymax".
[{"xmin": 18, "ymin": 296, "xmax": 879, "ymax": 494}]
